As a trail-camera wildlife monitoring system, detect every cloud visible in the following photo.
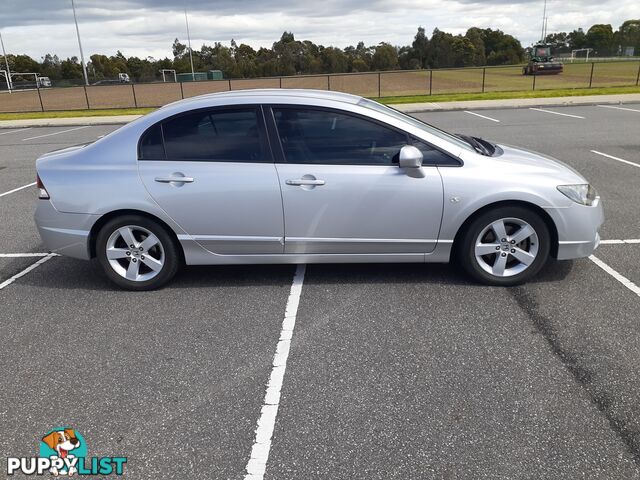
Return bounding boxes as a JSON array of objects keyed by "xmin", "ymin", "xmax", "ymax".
[{"xmin": 1, "ymin": 0, "xmax": 638, "ymax": 60}]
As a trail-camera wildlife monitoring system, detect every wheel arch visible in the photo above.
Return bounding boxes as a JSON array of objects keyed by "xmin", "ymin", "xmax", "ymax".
[
  {"xmin": 88, "ymin": 209, "xmax": 185, "ymax": 262},
  {"xmin": 451, "ymin": 200, "xmax": 559, "ymax": 259}
]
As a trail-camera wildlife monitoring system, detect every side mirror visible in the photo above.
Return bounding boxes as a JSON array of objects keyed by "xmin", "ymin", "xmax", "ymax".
[{"xmin": 399, "ymin": 145, "xmax": 423, "ymax": 169}]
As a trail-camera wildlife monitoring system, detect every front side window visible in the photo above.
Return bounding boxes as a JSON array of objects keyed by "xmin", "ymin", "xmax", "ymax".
[
  {"xmin": 273, "ymin": 108, "xmax": 408, "ymax": 165},
  {"xmin": 357, "ymin": 98, "xmax": 475, "ymax": 153},
  {"xmin": 160, "ymin": 108, "xmax": 267, "ymax": 162}
]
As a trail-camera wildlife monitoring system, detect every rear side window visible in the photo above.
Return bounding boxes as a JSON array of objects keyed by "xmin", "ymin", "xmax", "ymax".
[
  {"xmin": 139, "ymin": 108, "xmax": 269, "ymax": 162},
  {"xmin": 412, "ymin": 138, "xmax": 461, "ymax": 166},
  {"xmin": 273, "ymin": 108, "xmax": 408, "ymax": 165},
  {"xmin": 163, "ymin": 108, "xmax": 266, "ymax": 162},
  {"xmin": 139, "ymin": 124, "xmax": 165, "ymax": 160}
]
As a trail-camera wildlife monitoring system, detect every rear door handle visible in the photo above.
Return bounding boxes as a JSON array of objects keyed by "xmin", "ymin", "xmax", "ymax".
[
  {"xmin": 286, "ymin": 179, "xmax": 325, "ymax": 186},
  {"xmin": 154, "ymin": 175, "xmax": 194, "ymax": 184}
]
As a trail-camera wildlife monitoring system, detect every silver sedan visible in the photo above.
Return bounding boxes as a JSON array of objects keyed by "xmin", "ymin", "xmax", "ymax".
[{"xmin": 34, "ymin": 89, "xmax": 603, "ymax": 290}]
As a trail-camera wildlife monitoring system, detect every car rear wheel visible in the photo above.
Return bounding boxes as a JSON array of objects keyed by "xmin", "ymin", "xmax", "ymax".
[
  {"xmin": 457, "ymin": 206, "xmax": 550, "ymax": 286},
  {"xmin": 96, "ymin": 215, "xmax": 180, "ymax": 290}
]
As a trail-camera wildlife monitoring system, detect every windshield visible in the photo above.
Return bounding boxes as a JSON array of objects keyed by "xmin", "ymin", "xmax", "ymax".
[{"xmin": 357, "ymin": 98, "xmax": 475, "ymax": 152}]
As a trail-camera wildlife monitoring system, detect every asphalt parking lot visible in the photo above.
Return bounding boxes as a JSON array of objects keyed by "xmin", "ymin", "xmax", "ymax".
[{"xmin": 1, "ymin": 103, "xmax": 639, "ymax": 479}]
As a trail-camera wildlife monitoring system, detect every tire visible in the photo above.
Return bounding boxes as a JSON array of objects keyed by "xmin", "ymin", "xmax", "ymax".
[
  {"xmin": 456, "ymin": 206, "xmax": 550, "ymax": 286},
  {"xmin": 96, "ymin": 215, "xmax": 180, "ymax": 290}
]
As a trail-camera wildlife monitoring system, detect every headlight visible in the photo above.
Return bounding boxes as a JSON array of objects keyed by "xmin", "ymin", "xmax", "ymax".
[{"xmin": 557, "ymin": 184, "xmax": 598, "ymax": 206}]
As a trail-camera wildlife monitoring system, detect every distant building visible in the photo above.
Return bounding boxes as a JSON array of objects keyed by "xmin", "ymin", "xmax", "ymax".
[{"xmin": 175, "ymin": 70, "xmax": 224, "ymax": 82}]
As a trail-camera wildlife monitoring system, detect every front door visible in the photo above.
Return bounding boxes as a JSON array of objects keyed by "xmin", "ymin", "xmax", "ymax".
[
  {"xmin": 269, "ymin": 106, "xmax": 444, "ymax": 255},
  {"xmin": 138, "ymin": 106, "xmax": 284, "ymax": 255}
]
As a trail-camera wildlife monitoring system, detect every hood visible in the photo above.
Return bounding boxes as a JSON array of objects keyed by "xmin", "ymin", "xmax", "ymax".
[{"xmin": 492, "ymin": 144, "xmax": 586, "ymax": 182}]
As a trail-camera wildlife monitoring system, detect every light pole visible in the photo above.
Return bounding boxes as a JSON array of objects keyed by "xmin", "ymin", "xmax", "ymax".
[
  {"xmin": 71, "ymin": 0, "xmax": 89, "ymax": 85},
  {"xmin": 0, "ymin": 30, "xmax": 12, "ymax": 92},
  {"xmin": 184, "ymin": 3, "xmax": 195, "ymax": 81}
]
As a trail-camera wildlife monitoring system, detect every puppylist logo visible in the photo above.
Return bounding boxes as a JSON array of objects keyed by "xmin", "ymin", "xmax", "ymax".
[{"xmin": 7, "ymin": 428, "xmax": 127, "ymax": 476}]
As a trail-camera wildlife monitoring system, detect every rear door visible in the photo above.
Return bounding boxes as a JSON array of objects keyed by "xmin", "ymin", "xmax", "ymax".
[
  {"xmin": 138, "ymin": 106, "xmax": 284, "ymax": 255},
  {"xmin": 268, "ymin": 106, "xmax": 445, "ymax": 255}
]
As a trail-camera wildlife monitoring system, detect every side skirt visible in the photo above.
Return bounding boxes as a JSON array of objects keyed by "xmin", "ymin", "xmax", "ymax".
[{"xmin": 179, "ymin": 239, "xmax": 453, "ymax": 265}]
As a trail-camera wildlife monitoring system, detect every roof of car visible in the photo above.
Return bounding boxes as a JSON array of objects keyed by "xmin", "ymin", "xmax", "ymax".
[{"xmin": 163, "ymin": 88, "xmax": 363, "ymax": 109}]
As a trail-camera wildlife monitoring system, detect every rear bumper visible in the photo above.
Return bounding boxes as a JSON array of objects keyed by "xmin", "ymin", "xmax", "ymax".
[
  {"xmin": 545, "ymin": 199, "xmax": 604, "ymax": 260},
  {"xmin": 34, "ymin": 200, "xmax": 98, "ymax": 260}
]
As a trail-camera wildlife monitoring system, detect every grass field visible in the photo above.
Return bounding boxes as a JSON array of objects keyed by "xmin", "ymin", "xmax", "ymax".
[
  {"xmin": 380, "ymin": 61, "xmax": 640, "ymax": 96},
  {"xmin": 1, "ymin": 60, "xmax": 638, "ymax": 117},
  {"xmin": 2, "ymin": 85, "xmax": 640, "ymax": 121}
]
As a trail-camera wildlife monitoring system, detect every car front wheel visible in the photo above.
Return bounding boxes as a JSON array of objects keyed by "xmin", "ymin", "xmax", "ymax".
[
  {"xmin": 96, "ymin": 215, "xmax": 180, "ymax": 290},
  {"xmin": 458, "ymin": 206, "xmax": 550, "ymax": 286}
]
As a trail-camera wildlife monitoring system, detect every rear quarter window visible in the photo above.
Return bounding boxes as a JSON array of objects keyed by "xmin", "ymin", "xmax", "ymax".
[{"xmin": 139, "ymin": 124, "xmax": 165, "ymax": 160}]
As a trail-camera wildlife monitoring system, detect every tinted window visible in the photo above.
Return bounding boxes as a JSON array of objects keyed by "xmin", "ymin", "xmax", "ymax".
[
  {"xmin": 139, "ymin": 124, "xmax": 165, "ymax": 160},
  {"xmin": 162, "ymin": 108, "xmax": 266, "ymax": 162},
  {"xmin": 357, "ymin": 98, "xmax": 475, "ymax": 153},
  {"xmin": 412, "ymin": 138, "xmax": 461, "ymax": 166},
  {"xmin": 273, "ymin": 108, "xmax": 407, "ymax": 165}
]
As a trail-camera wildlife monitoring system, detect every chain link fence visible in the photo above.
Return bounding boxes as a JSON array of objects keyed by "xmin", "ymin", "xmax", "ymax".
[{"xmin": 1, "ymin": 60, "xmax": 639, "ymax": 114}]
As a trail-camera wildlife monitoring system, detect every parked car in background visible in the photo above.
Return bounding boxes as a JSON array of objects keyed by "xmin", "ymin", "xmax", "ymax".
[{"xmin": 34, "ymin": 89, "xmax": 603, "ymax": 290}]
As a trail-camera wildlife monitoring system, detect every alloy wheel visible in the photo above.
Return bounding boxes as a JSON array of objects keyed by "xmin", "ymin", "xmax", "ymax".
[
  {"xmin": 105, "ymin": 225, "xmax": 165, "ymax": 282},
  {"xmin": 474, "ymin": 217, "xmax": 539, "ymax": 277}
]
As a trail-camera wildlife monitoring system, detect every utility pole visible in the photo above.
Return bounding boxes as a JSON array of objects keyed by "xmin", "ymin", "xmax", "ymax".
[
  {"xmin": 0, "ymin": 30, "xmax": 12, "ymax": 92},
  {"xmin": 540, "ymin": 0, "xmax": 547, "ymax": 43},
  {"xmin": 184, "ymin": 3, "xmax": 195, "ymax": 81},
  {"xmin": 71, "ymin": 0, "xmax": 89, "ymax": 85}
]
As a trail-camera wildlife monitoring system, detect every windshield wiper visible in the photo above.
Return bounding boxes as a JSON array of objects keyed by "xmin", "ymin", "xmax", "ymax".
[{"xmin": 456, "ymin": 134, "xmax": 490, "ymax": 156}]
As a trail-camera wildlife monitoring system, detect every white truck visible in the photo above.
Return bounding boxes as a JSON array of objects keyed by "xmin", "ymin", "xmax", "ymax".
[{"xmin": 37, "ymin": 76, "xmax": 52, "ymax": 88}]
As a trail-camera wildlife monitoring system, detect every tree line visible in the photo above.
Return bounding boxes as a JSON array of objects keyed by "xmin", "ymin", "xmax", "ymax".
[
  {"xmin": 1, "ymin": 20, "xmax": 638, "ymax": 85},
  {"xmin": 544, "ymin": 20, "xmax": 640, "ymax": 56}
]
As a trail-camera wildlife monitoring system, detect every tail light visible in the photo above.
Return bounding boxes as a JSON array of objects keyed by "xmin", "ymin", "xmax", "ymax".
[{"xmin": 36, "ymin": 174, "xmax": 50, "ymax": 199}]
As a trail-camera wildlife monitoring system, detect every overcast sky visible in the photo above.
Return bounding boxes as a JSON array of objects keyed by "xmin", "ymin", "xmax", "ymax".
[{"xmin": 1, "ymin": 0, "xmax": 638, "ymax": 61}]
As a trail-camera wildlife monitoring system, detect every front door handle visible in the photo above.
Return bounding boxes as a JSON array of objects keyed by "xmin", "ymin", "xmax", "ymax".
[
  {"xmin": 286, "ymin": 179, "xmax": 325, "ymax": 186},
  {"xmin": 154, "ymin": 174, "xmax": 194, "ymax": 184}
]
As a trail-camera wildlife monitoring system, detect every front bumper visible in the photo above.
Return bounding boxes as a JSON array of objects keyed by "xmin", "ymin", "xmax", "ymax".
[
  {"xmin": 545, "ymin": 198, "xmax": 604, "ymax": 260},
  {"xmin": 34, "ymin": 200, "xmax": 98, "ymax": 260},
  {"xmin": 557, "ymin": 232, "xmax": 600, "ymax": 260}
]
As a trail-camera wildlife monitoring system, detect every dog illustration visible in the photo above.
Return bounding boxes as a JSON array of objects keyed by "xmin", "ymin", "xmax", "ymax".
[{"xmin": 42, "ymin": 429, "xmax": 80, "ymax": 476}]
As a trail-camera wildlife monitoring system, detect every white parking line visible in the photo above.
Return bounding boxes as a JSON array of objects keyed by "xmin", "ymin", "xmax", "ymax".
[
  {"xmin": 589, "ymin": 255, "xmax": 640, "ymax": 297},
  {"xmin": 0, "ymin": 128, "xmax": 32, "ymax": 136},
  {"xmin": 0, "ymin": 254, "xmax": 56, "ymax": 290},
  {"xmin": 529, "ymin": 108, "xmax": 585, "ymax": 119},
  {"xmin": 244, "ymin": 264, "xmax": 306, "ymax": 480},
  {"xmin": 600, "ymin": 239, "xmax": 640, "ymax": 245},
  {"xmin": 0, "ymin": 182, "xmax": 36, "ymax": 198},
  {"xmin": 0, "ymin": 253, "xmax": 57, "ymax": 258},
  {"xmin": 463, "ymin": 111, "xmax": 500, "ymax": 122},
  {"xmin": 591, "ymin": 150, "xmax": 640, "ymax": 169},
  {"xmin": 22, "ymin": 125, "xmax": 90, "ymax": 141},
  {"xmin": 597, "ymin": 104, "xmax": 640, "ymax": 113}
]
